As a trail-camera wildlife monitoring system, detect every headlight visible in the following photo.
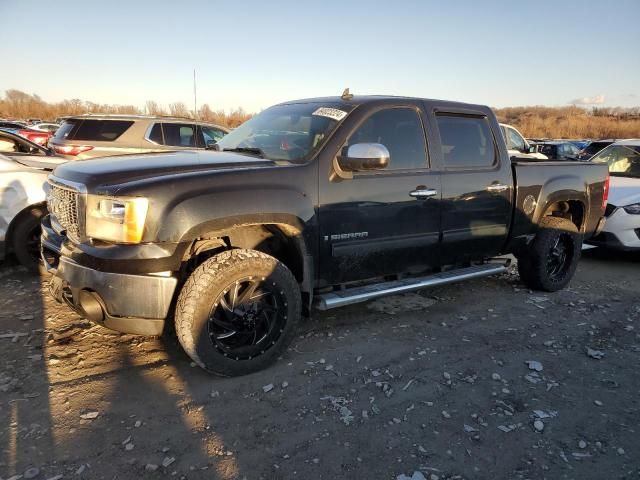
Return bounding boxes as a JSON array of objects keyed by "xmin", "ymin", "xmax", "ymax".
[
  {"xmin": 623, "ymin": 203, "xmax": 640, "ymax": 215},
  {"xmin": 86, "ymin": 195, "xmax": 148, "ymax": 243}
]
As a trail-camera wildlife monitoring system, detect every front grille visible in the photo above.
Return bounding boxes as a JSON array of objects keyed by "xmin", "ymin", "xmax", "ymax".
[
  {"xmin": 47, "ymin": 184, "xmax": 80, "ymax": 239},
  {"xmin": 605, "ymin": 203, "xmax": 617, "ymax": 217}
]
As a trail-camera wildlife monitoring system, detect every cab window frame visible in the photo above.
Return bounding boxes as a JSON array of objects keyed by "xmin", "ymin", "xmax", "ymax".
[
  {"xmin": 435, "ymin": 113, "xmax": 500, "ymax": 172},
  {"xmin": 343, "ymin": 105, "xmax": 431, "ymax": 177}
]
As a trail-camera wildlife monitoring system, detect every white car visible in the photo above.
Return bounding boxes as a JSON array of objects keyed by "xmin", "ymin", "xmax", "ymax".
[
  {"xmin": 0, "ymin": 131, "xmax": 65, "ymax": 270},
  {"xmin": 500, "ymin": 123, "xmax": 548, "ymax": 160},
  {"xmin": 588, "ymin": 139, "xmax": 640, "ymax": 250},
  {"xmin": 28, "ymin": 122, "xmax": 61, "ymax": 133}
]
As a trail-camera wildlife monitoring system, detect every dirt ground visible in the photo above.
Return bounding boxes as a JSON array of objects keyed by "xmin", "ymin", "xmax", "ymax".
[{"xmin": 0, "ymin": 249, "xmax": 639, "ymax": 480}]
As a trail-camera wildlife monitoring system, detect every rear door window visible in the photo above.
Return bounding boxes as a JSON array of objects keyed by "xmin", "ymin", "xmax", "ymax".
[
  {"xmin": 436, "ymin": 115, "xmax": 496, "ymax": 168},
  {"xmin": 162, "ymin": 123, "xmax": 196, "ymax": 147},
  {"xmin": 67, "ymin": 120, "xmax": 134, "ymax": 141}
]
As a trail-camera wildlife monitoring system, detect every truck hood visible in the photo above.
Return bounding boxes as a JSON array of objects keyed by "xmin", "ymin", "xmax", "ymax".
[
  {"xmin": 51, "ymin": 150, "xmax": 276, "ymax": 187},
  {"xmin": 609, "ymin": 175, "xmax": 640, "ymax": 207}
]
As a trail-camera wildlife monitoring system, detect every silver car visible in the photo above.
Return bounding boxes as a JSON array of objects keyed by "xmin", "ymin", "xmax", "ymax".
[{"xmin": 49, "ymin": 114, "xmax": 229, "ymax": 160}]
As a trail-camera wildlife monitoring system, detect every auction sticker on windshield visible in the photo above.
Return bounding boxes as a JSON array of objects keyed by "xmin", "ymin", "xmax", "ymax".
[{"xmin": 312, "ymin": 107, "xmax": 348, "ymax": 121}]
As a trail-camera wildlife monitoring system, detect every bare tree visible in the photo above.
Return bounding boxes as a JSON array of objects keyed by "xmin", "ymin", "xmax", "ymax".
[
  {"xmin": 146, "ymin": 100, "xmax": 167, "ymax": 116},
  {"xmin": 169, "ymin": 102, "xmax": 191, "ymax": 118}
]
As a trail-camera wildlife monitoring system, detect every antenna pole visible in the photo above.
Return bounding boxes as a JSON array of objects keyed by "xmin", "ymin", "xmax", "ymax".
[{"xmin": 193, "ymin": 69, "xmax": 197, "ymax": 119}]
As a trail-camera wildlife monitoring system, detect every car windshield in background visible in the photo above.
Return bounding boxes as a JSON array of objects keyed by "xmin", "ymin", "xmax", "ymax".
[
  {"xmin": 215, "ymin": 103, "xmax": 354, "ymax": 162},
  {"xmin": 592, "ymin": 145, "xmax": 640, "ymax": 177},
  {"xmin": 582, "ymin": 141, "xmax": 612, "ymax": 156}
]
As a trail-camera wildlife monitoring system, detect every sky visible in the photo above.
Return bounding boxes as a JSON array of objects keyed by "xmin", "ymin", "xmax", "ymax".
[{"xmin": 1, "ymin": 0, "xmax": 638, "ymax": 113}]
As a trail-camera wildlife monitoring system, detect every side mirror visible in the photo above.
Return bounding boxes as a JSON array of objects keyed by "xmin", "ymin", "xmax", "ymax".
[
  {"xmin": 525, "ymin": 144, "xmax": 536, "ymax": 154},
  {"xmin": 337, "ymin": 143, "xmax": 390, "ymax": 172},
  {"xmin": 205, "ymin": 140, "xmax": 219, "ymax": 151}
]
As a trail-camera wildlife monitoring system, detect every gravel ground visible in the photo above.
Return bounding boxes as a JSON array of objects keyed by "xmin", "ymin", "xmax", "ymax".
[{"xmin": 0, "ymin": 248, "xmax": 639, "ymax": 480}]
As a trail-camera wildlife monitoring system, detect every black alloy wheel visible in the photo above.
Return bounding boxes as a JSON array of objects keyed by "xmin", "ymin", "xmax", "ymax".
[
  {"xmin": 546, "ymin": 233, "xmax": 573, "ymax": 281},
  {"xmin": 207, "ymin": 276, "xmax": 287, "ymax": 360}
]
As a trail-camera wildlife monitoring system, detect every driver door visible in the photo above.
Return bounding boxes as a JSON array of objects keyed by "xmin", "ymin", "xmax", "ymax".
[{"xmin": 318, "ymin": 104, "xmax": 442, "ymax": 285}]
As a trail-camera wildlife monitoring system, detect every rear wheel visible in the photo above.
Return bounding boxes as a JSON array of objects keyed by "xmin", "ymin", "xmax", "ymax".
[
  {"xmin": 175, "ymin": 249, "xmax": 301, "ymax": 376},
  {"xmin": 11, "ymin": 207, "xmax": 45, "ymax": 273},
  {"xmin": 517, "ymin": 216, "xmax": 582, "ymax": 291}
]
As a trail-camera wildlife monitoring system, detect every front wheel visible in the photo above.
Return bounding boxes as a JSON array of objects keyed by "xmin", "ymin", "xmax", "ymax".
[
  {"xmin": 175, "ymin": 249, "xmax": 301, "ymax": 376},
  {"xmin": 517, "ymin": 216, "xmax": 582, "ymax": 292}
]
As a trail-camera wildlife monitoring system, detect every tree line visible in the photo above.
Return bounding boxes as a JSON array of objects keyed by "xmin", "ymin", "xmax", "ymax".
[
  {"xmin": 0, "ymin": 89, "xmax": 252, "ymax": 128},
  {"xmin": 1, "ymin": 89, "xmax": 639, "ymax": 138}
]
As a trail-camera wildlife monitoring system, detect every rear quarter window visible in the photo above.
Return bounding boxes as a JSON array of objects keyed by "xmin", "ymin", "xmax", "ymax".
[
  {"xmin": 148, "ymin": 123, "xmax": 163, "ymax": 144},
  {"xmin": 70, "ymin": 120, "xmax": 134, "ymax": 141},
  {"xmin": 436, "ymin": 115, "xmax": 496, "ymax": 168},
  {"xmin": 52, "ymin": 120, "xmax": 78, "ymax": 140}
]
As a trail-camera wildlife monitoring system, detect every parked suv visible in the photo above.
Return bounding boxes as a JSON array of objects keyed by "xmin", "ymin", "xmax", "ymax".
[{"xmin": 49, "ymin": 114, "xmax": 229, "ymax": 160}]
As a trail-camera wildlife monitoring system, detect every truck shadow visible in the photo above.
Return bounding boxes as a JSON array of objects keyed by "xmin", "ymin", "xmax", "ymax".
[
  {"xmin": 581, "ymin": 246, "xmax": 640, "ymax": 263},
  {"xmin": 0, "ymin": 265, "xmax": 244, "ymax": 479}
]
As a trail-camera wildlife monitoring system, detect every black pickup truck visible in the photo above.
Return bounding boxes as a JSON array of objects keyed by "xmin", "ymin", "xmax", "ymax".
[{"xmin": 41, "ymin": 94, "xmax": 609, "ymax": 376}]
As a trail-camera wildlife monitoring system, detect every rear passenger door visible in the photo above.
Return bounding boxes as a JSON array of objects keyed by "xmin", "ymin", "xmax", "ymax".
[{"xmin": 434, "ymin": 113, "xmax": 513, "ymax": 263}]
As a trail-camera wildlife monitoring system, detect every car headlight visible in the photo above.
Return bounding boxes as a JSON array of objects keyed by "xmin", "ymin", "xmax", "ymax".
[
  {"xmin": 85, "ymin": 195, "xmax": 148, "ymax": 243},
  {"xmin": 623, "ymin": 203, "xmax": 640, "ymax": 215}
]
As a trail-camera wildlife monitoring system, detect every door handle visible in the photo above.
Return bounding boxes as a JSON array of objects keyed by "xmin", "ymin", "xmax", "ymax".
[
  {"xmin": 409, "ymin": 188, "xmax": 438, "ymax": 199},
  {"xmin": 486, "ymin": 183, "xmax": 509, "ymax": 193}
]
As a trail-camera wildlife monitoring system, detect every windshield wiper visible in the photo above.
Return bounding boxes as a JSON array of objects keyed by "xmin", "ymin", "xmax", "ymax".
[{"xmin": 223, "ymin": 147, "xmax": 266, "ymax": 158}]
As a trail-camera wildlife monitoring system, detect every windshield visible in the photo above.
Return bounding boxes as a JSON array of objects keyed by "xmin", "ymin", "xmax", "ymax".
[
  {"xmin": 591, "ymin": 144, "xmax": 640, "ymax": 177},
  {"xmin": 581, "ymin": 141, "xmax": 611, "ymax": 156},
  {"xmin": 215, "ymin": 102, "xmax": 354, "ymax": 162}
]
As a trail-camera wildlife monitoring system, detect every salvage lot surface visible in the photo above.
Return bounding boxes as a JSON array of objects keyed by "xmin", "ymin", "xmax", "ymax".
[{"xmin": 0, "ymin": 250, "xmax": 639, "ymax": 480}]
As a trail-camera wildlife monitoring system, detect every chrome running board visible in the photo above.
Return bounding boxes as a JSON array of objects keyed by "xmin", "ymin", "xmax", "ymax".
[{"xmin": 316, "ymin": 263, "xmax": 507, "ymax": 310}]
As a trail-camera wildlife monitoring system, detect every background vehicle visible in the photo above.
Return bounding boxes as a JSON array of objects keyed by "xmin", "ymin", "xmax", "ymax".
[
  {"xmin": 0, "ymin": 131, "xmax": 63, "ymax": 270},
  {"xmin": 0, "ymin": 129, "xmax": 59, "ymax": 160},
  {"xmin": 575, "ymin": 139, "xmax": 615, "ymax": 161},
  {"xmin": 588, "ymin": 140, "xmax": 640, "ymax": 250},
  {"xmin": 537, "ymin": 141, "xmax": 581, "ymax": 161},
  {"xmin": 17, "ymin": 127, "xmax": 52, "ymax": 146},
  {"xmin": 0, "ymin": 121, "xmax": 28, "ymax": 134},
  {"xmin": 49, "ymin": 114, "xmax": 229, "ymax": 159},
  {"xmin": 500, "ymin": 123, "xmax": 548, "ymax": 160},
  {"xmin": 0, "ymin": 143, "xmax": 63, "ymax": 272},
  {"xmin": 42, "ymin": 95, "xmax": 608, "ymax": 376},
  {"xmin": 28, "ymin": 122, "xmax": 60, "ymax": 133},
  {"xmin": 569, "ymin": 140, "xmax": 590, "ymax": 150}
]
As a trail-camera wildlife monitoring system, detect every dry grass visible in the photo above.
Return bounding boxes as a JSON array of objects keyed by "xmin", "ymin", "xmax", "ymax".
[{"xmin": 494, "ymin": 106, "xmax": 640, "ymax": 139}]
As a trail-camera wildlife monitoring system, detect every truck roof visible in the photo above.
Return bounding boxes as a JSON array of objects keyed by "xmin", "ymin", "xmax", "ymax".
[{"xmin": 277, "ymin": 95, "xmax": 491, "ymax": 112}]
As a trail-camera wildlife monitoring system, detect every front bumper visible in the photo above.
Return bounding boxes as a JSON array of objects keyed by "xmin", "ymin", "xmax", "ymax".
[
  {"xmin": 42, "ymin": 217, "xmax": 178, "ymax": 335},
  {"xmin": 586, "ymin": 207, "xmax": 640, "ymax": 250}
]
